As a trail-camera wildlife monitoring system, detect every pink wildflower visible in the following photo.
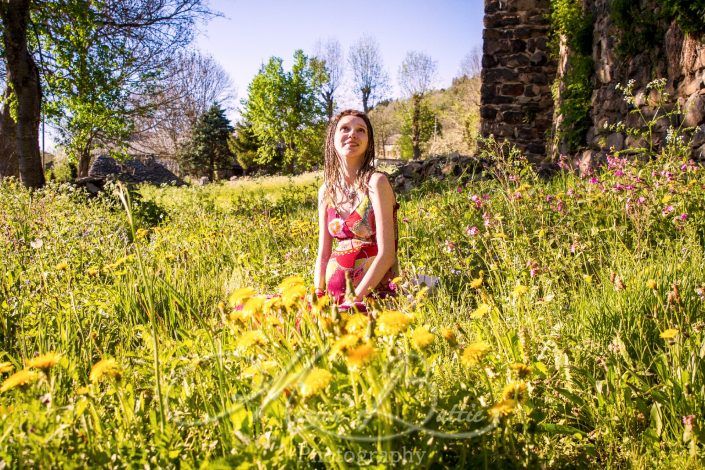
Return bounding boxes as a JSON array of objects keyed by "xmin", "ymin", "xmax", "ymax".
[
  {"xmin": 470, "ymin": 195, "xmax": 483, "ymax": 209},
  {"xmin": 465, "ymin": 226, "xmax": 480, "ymax": 237}
]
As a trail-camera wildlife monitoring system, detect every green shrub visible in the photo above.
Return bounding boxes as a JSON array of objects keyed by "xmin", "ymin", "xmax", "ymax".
[{"xmin": 550, "ymin": 0, "xmax": 595, "ymax": 152}]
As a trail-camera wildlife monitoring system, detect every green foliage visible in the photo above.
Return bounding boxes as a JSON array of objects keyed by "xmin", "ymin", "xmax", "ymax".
[
  {"xmin": 610, "ymin": 0, "xmax": 665, "ymax": 56},
  {"xmin": 550, "ymin": 0, "xmax": 594, "ymax": 55},
  {"xmin": 555, "ymin": 55, "xmax": 594, "ymax": 152},
  {"xmin": 228, "ymin": 120, "xmax": 261, "ymax": 173},
  {"xmin": 550, "ymin": 0, "xmax": 594, "ymax": 152},
  {"xmin": 661, "ymin": 0, "xmax": 705, "ymax": 35},
  {"xmin": 179, "ymin": 103, "xmax": 234, "ymax": 180},
  {"xmin": 34, "ymin": 0, "xmax": 136, "ymax": 169},
  {"xmin": 398, "ymin": 99, "xmax": 440, "ymax": 159},
  {"xmin": 611, "ymin": 0, "xmax": 705, "ymax": 57},
  {"xmin": 45, "ymin": 159, "xmax": 77, "ymax": 183},
  {"xmin": 241, "ymin": 50, "xmax": 327, "ymax": 173}
]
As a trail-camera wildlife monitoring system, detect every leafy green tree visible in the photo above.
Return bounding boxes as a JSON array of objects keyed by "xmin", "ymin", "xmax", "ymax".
[
  {"xmin": 398, "ymin": 51, "xmax": 437, "ymax": 159},
  {"xmin": 39, "ymin": 1, "xmax": 132, "ymax": 176},
  {"xmin": 0, "ymin": 0, "xmax": 44, "ymax": 187},
  {"xmin": 242, "ymin": 50, "xmax": 326, "ymax": 172},
  {"xmin": 179, "ymin": 103, "xmax": 234, "ymax": 181},
  {"xmin": 228, "ymin": 120, "xmax": 261, "ymax": 174},
  {"xmin": 398, "ymin": 100, "xmax": 439, "ymax": 160},
  {"xmin": 0, "ymin": 0, "xmax": 211, "ymax": 185}
]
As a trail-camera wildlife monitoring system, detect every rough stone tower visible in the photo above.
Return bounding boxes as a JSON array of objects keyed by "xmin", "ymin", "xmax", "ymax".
[{"xmin": 481, "ymin": 0, "xmax": 556, "ymax": 164}]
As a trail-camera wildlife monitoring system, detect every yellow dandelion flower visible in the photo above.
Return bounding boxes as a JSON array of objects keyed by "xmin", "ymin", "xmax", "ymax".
[
  {"xmin": 281, "ymin": 284, "xmax": 307, "ymax": 308},
  {"xmin": 488, "ymin": 399, "xmax": 517, "ymax": 420},
  {"xmin": 646, "ymin": 279, "xmax": 657, "ymax": 290},
  {"xmin": 242, "ymin": 296, "xmax": 266, "ymax": 318},
  {"xmin": 241, "ymin": 364, "xmax": 260, "ymax": 379},
  {"xmin": 89, "ymin": 358, "xmax": 121, "ymax": 383},
  {"xmin": 441, "ymin": 327, "xmax": 457, "ymax": 344},
  {"xmin": 375, "ymin": 310, "xmax": 411, "ymax": 336},
  {"xmin": 228, "ymin": 287, "xmax": 256, "ymax": 307},
  {"xmin": 509, "ymin": 363, "xmax": 532, "ymax": 379},
  {"xmin": 236, "ymin": 331, "xmax": 267, "ymax": 351},
  {"xmin": 0, "ymin": 362, "xmax": 14, "ymax": 374},
  {"xmin": 76, "ymin": 386, "xmax": 90, "ymax": 395},
  {"xmin": 311, "ymin": 294, "xmax": 331, "ymax": 315},
  {"xmin": 55, "ymin": 261, "xmax": 69, "ymax": 271},
  {"xmin": 411, "ymin": 327, "xmax": 435, "ymax": 350},
  {"xmin": 25, "ymin": 352, "xmax": 61, "ymax": 370},
  {"xmin": 329, "ymin": 334, "xmax": 361, "ymax": 358},
  {"xmin": 659, "ymin": 328, "xmax": 678, "ymax": 340},
  {"xmin": 345, "ymin": 314, "xmax": 370, "ymax": 335},
  {"xmin": 263, "ymin": 296, "xmax": 282, "ymax": 313},
  {"xmin": 278, "ymin": 276, "xmax": 304, "ymax": 291},
  {"xmin": 470, "ymin": 303, "xmax": 491, "ymax": 319},
  {"xmin": 415, "ymin": 286, "xmax": 430, "ymax": 302},
  {"xmin": 135, "ymin": 228, "xmax": 149, "ymax": 239},
  {"xmin": 242, "ymin": 361, "xmax": 279, "ymax": 378},
  {"xmin": 299, "ymin": 368, "xmax": 333, "ymax": 398},
  {"xmin": 512, "ymin": 285, "xmax": 529, "ymax": 296},
  {"xmin": 502, "ymin": 381, "xmax": 528, "ymax": 402},
  {"xmin": 346, "ymin": 343, "xmax": 375, "ymax": 370},
  {"xmin": 582, "ymin": 275, "xmax": 593, "ymax": 284},
  {"xmin": 470, "ymin": 277, "xmax": 483, "ymax": 289},
  {"xmin": 228, "ymin": 310, "xmax": 249, "ymax": 324},
  {"xmin": 0, "ymin": 369, "xmax": 39, "ymax": 392},
  {"xmin": 264, "ymin": 314, "xmax": 282, "ymax": 328},
  {"xmin": 461, "ymin": 341, "xmax": 491, "ymax": 367},
  {"xmin": 86, "ymin": 266, "xmax": 100, "ymax": 277}
]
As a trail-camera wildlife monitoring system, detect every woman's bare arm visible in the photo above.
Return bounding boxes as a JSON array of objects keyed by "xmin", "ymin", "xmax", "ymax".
[
  {"xmin": 352, "ymin": 173, "xmax": 396, "ymax": 301},
  {"xmin": 314, "ymin": 184, "xmax": 333, "ymax": 292}
]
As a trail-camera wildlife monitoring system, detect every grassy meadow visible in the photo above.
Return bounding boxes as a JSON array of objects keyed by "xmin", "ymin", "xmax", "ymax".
[{"xmin": 1, "ymin": 146, "xmax": 705, "ymax": 467}]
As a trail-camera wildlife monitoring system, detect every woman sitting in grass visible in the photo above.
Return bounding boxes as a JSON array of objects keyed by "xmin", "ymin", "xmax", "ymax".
[{"xmin": 314, "ymin": 109, "xmax": 399, "ymax": 310}]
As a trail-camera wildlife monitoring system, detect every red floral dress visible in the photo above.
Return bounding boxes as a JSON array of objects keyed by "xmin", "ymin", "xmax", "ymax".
[{"xmin": 325, "ymin": 194, "xmax": 399, "ymax": 303}]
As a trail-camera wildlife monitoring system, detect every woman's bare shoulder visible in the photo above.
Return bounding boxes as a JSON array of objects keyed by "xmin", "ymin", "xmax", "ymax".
[{"xmin": 368, "ymin": 172, "xmax": 393, "ymax": 191}]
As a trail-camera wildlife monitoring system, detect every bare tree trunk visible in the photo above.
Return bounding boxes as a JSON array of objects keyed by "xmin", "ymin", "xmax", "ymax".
[
  {"xmin": 412, "ymin": 94, "xmax": 421, "ymax": 160},
  {"xmin": 78, "ymin": 150, "xmax": 92, "ymax": 177},
  {"xmin": 0, "ymin": 87, "xmax": 19, "ymax": 178},
  {"xmin": 0, "ymin": 0, "xmax": 45, "ymax": 188},
  {"xmin": 76, "ymin": 133, "xmax": 95, "ymax": 177},
  {"xmin": 361, "ymin": 87, "xmax": 371, "ymax": 114},
  {"xmin": 324, "ymin": 92, "xmax": 334, "ymax": 121}
]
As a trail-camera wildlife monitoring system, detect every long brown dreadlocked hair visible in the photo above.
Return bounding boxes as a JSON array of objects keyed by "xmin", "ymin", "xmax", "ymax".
[{"xmin": 323, "ymin": 109, "xmax": 376, "ymax": 209}]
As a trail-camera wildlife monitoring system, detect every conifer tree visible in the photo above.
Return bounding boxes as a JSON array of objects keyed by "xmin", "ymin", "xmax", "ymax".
[{"xmin": 179, "ymin": 103, "xmax": 234, "ymax": 181}]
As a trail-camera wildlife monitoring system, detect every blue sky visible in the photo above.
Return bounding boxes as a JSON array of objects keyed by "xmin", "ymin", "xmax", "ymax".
[{"xmin": 196, "ymin": 0, "xmax": 484, "ymax": 114}]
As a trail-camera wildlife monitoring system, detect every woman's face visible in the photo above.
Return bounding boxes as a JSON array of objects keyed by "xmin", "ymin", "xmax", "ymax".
[{"xmin": 334, "ymin": 115, "xmax": 369, "ymax": 162}]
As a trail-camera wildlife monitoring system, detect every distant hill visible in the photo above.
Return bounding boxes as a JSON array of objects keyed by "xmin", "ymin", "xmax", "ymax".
[{"xmin": 368, "ymin": 75, "xmax": 480, "ymax": 160}]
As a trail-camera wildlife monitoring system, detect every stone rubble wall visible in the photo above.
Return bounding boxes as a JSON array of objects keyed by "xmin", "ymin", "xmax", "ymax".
[
  {"xmin": 480, "ymin": 0, "xmax": 557, "ymax": 167},
  {"xmin": 581, "ymin": 0, "xmax": 705, "ymax": 170},
  {"xmin": 481, "ymin": 0, "xmax": 705, "ymax": 169},
  {"xmin": 388, "ymin": 154, "xmax": 480, "ymax": 193}
]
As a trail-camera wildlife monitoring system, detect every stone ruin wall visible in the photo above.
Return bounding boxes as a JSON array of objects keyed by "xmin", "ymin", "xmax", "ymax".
[
  {"xmin": 481, "ymin": 0, "xmax": 705, "ymax": 168},
  {"xmin": 481, "ymin": 0, "xmax": 556, "ymax": 167},
  {"xmin": 583, "ymin": 0, "xmax": 705, "ymax": 169}
]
